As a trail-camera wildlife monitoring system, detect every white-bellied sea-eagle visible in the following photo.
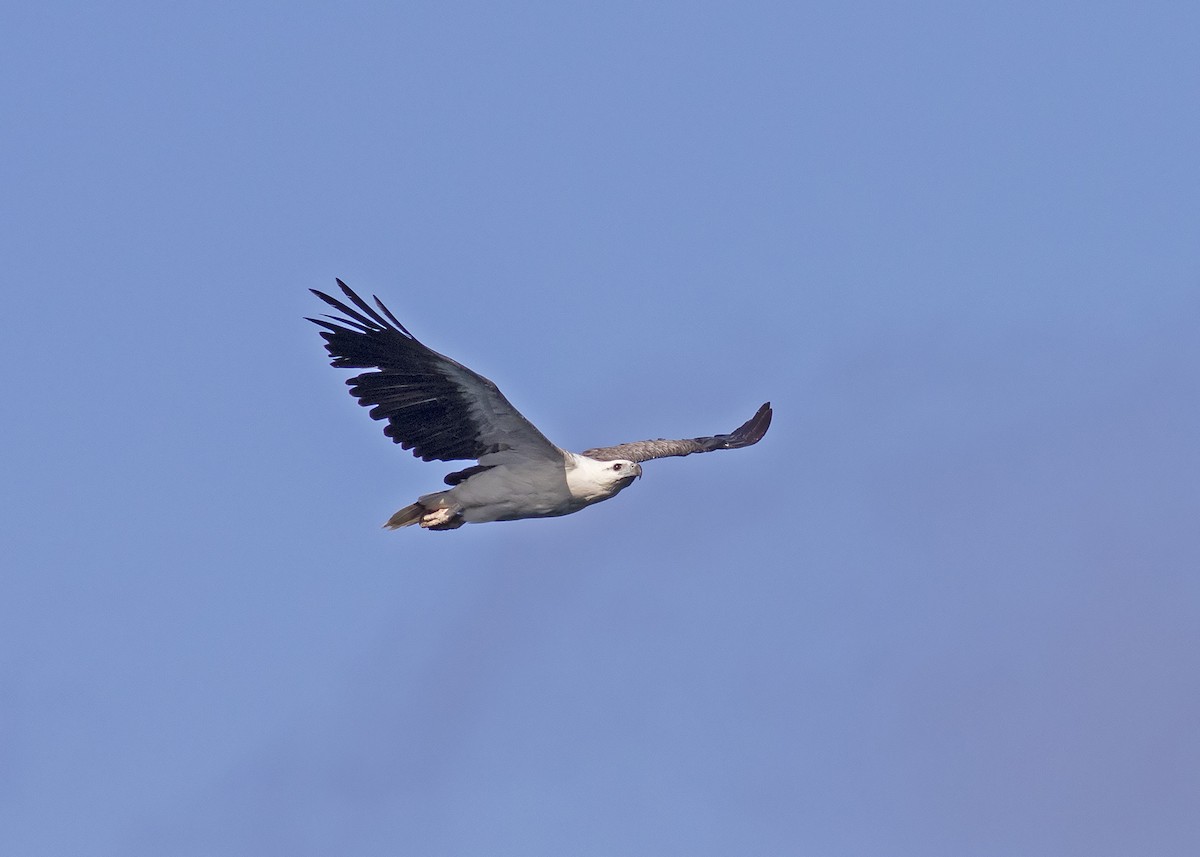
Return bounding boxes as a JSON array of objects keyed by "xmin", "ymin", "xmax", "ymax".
[{"xmin": 308, "ymin": 280, "xmax": 772, "ymax": 531}]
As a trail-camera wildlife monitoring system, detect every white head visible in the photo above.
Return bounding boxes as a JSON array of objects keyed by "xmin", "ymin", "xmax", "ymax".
[{"xmin": 567, "ymin": 454, "xmax": 643, "ymax": 504}]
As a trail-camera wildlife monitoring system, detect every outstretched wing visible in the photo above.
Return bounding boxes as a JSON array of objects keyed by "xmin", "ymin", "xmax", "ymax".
[
  {"xmin": 582, "ymin": 402, "xmax": 772, "ymax": 463},
  {"xmin": 308, "ymin": 280, "xmax": 564, "ymax": 465}
]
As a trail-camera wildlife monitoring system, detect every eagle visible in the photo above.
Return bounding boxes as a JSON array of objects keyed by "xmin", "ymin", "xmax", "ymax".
[{"xmin": 308, "ymin": 280, "xmax": 772, "ymax": 531}]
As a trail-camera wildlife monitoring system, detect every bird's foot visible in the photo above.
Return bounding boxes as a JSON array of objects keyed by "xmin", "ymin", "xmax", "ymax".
[{"xmin": 421, "ymin": 508, "xmax": 464, "ymax": 530}]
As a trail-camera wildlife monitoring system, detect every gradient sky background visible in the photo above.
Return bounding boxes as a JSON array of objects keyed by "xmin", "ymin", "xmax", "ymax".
[{"xmin": 4, "ymin": 2, "xmax": 1199, "ymax": 855}]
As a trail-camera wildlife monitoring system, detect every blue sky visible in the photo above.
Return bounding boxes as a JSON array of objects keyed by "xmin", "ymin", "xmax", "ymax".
[{"xmin": 3, "ymin": 2, "xmax": 1199, "ymax": 854}]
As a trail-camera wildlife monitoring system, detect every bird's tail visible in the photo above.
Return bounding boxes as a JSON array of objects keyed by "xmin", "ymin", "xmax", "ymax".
[
  {"xmin": 383, "ymin": 503, "xmax": 424, "ymax": 529},
  {"xmin": 383, "ymin": 493, "xmax": 465, "ymax": 530}
]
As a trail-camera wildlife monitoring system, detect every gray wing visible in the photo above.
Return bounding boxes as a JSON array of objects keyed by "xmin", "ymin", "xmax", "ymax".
[
  {"xmin": 583, "ymin": 402, "xmax": 772, "ymax": 463},
  {"xmin": 308, "ymin": 280, "xmax": 564, "ymax": 466}
]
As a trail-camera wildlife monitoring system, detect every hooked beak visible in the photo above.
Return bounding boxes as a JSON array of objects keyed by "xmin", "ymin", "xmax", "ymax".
[{"xmin": 616, "ymin": 462, "xmax": 642, "ymax": 489}]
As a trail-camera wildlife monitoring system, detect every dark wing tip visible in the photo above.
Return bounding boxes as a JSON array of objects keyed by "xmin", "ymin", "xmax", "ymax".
[
  {"xmin": 308, "ymin": 280, "xmax": 415, "ymax": 339},
  {"xmin": 726, "ymin": 402, "xmax": 772, "ymax": 448}
]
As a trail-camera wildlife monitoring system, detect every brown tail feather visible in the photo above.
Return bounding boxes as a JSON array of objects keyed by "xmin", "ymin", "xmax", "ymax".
[{"xmin": 383, "ymin": 503, "xmax": 424, "ymax": 529}]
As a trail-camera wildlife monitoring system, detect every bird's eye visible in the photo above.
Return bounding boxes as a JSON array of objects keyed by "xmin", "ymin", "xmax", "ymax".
[{"xmin": 612, "ymin": 463, "xmax": 623, "ymax": 471}]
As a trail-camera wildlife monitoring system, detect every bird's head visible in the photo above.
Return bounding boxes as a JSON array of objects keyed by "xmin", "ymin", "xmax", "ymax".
[
  {"xmin": 603, "ymin": 459, "xmax": 642, "ymax": 491},
  {"xmin": 568, "ymin": 455, "xmax": 642, "ymax": 503}
]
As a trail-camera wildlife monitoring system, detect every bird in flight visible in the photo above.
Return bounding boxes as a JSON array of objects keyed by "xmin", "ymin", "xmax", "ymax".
[{"xmin": 308, "ymin": 280, "xmax": 772, "ymax": 531}]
